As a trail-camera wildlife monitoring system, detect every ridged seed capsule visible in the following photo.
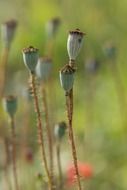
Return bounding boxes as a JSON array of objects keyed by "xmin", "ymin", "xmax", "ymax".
[
  {"xmin": 67, "ymin": 29, "xmax": 85, "ymax": 61},
  {"xmin": 22, "ymin": 46, "xmax": 39, "ymax": 73},
  {"xmin": 59, "ymin": 64, "xmax": 75, "ymax": 92}
]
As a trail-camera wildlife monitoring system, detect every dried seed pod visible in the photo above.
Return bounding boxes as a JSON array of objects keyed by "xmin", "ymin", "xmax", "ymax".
[
  {"xmin": 36, "ymin": 57, "xmax": 52, "ymax": 82},
  {"xmin": 22, "ymin": 46, "xmax": 39, "ymax": 73},
  {"xmin": 54, "ymin": 121, "xmax": 67, "ymax": 140},
  {"xmin": 3, "ymin": 95, "xmax": 17, "ymax": 118},
  {"xmin": 67, "ymin": 29, "xmax": 85, "ymax": 61},
  {"xmin": 45, "ymin": 17, "xmax": 61, "ymax": 38},
  {"xmin": 1, "ymin": 19, "xmax": 17, "ymax": 48},
  {"xmin": 59, "ymin": 64, "xmax": 75, "ymax": 92}
]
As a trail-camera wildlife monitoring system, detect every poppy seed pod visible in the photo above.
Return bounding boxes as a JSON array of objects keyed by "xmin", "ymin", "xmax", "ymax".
[
  {"xmin": 3, "ymin": 95, "xmax": 17, "ymax": 118},
  {"xmin": 1, "ymin": 19, "xmax": 17, "ymax": 48},
  {"xmin": 36, "ymin": 57, "xmax": 52, "ymax": 82},
  {"xmin": 45, "ymin": 17, "xmax": 61, "ymax": 38},
  {"xmin": 22, "ymin": 46, "xmax": 39, "ymax": 73},
  {"xmin": 67, "ymin": 29, "xmax": 85, "ymax": 61},
  {"xmin": 59, "ymin": 64, "xmax": 75, "ymax": 92},
  {"xmin": 54, "ymin": 121, "xmax": 67, "ymax": 140}
]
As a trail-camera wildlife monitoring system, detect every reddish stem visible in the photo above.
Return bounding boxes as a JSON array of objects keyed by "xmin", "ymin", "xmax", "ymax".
[
  {"xmin": 66, "ymin": 89, "xmax": 82, "ymax": 190},
  {"xmin": 30, "ymin": 73, "xmax": 53, "ymax": 190}
]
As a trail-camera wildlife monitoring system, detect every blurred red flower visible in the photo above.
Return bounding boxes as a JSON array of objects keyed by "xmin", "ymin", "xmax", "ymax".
[{"xmin": 66, "ymin": 162, "xmax": 93, "ymax": 186}]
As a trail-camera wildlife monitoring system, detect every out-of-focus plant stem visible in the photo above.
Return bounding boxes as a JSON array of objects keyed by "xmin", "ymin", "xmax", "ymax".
[
  {"xmin": 0, "ymin": 47, "xmax": 10, "ymax": 97},
  {"xmin": 22, "ymin": 100, "xmax": 31, "ymax": 148},
  {"xmin": 41, "ymin": 84, "xmax": 54, "ymax": 184},
  {"xmin": 85, "ymin": 73, "xmax": 98, "ymax": 132},
  {"xmin": 4, "ymin": 137, "xmax": 12, "ymax": 190},
  {"xmin": 45, "ymin": 39, "xmax": 54, "ymax": 57},
  {"xmin": 109, "ymin": 60, "xmax": 127, "ymax": 131},
  {"xmin": 10, "ymin": 116, "xmax": 19, "ymax": 190},
  {"xmin": 56, "ymin": 142, "xmax": 63, "ymax": 189}
]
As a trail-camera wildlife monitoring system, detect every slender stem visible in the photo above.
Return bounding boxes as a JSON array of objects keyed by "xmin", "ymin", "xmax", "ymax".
[
  {"xmin": 4, "ymin": 137, "xmax": 11, "ymax": 165},
  {"xmin": 10, "ymin": 117, "xmax": 19, "ymax": 190},
  {"xmin": 66, "ymin": 89, "xmax": 82, "ymax": 190},
  {"xmin": 0, "ymin": 47, "xmax": 9, "ymax": 97},
  {"xmin": 4, "ymin": 168, "xmax": 12, "ymax": 190},
  {"xmin": 85, "ymin": 74, "xmax": 97, "ymax": 131},
  {"xmin": 4, "ymin": 138, "xmax": 12, "ymax": 190},
  {"xmin": 30, "ymin": 73, "xmax": 53, "ymax": 190},
  {"xmin": 41, "ymin": 85, "xmax": 54, "ymax": 182},
  {"xmin": 56, "ymin": 142, "xmax": 63, "ymax": 189},
  {"xmin": 45, "ymin": 39, "xmax": 54, "ymax": 57},
  {"xmin": 22, "ymin": 101, "xmax": 31, "ymax": 149}
]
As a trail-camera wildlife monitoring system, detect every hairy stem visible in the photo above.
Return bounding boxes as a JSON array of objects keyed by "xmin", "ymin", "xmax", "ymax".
[
  {"xmin": 66, "ymin": 89, "xmax": 82, "ymax": 190},
  {"xmin": 10, "ymin": 117, "xmax": 19, "ymax": 190},
  {"xmin": 30, "ymin": 73, "xmax": 53, "ymax": 190}
]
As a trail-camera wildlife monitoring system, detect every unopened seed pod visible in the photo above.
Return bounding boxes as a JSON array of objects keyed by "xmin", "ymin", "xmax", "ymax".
[
  {"xmin": 45, "ymin": 17, "xmax": 61, "ymax": 39},
  {"xmin": 36, "ymin": 57, "xmax": 52, "ymax": 82},
  {"xmin": 22, "ymin": 46, "xmax": 39, "ymax": 73},
  {"xmin": 67, "ymin": 29, "xmax": 85, "ymax": 61},
  {"xmin": 54, "ymin": 121, "xmax": 67, "ymax": 140},
  {"xmin": 1, "ymin": 19, "xmax": 17, "ymax": 48},
  {"xmin": 3, "ymin": 95, "xmax": 17, "ymax": 118},
  {"xmin": 59, "ymin": 64, "xmax": 75, "ymax": 92}
]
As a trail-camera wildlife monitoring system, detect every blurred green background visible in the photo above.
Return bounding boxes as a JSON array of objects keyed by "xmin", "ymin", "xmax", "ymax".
[{"xmin": 0, "ymin": 0, "xmax": 127, "ymax": 189}]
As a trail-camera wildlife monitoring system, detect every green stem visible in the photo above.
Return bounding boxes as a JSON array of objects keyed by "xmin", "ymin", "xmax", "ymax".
[{"xmin": 0, "ymin": 47, "xmax": 9, "ymax": 97}]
